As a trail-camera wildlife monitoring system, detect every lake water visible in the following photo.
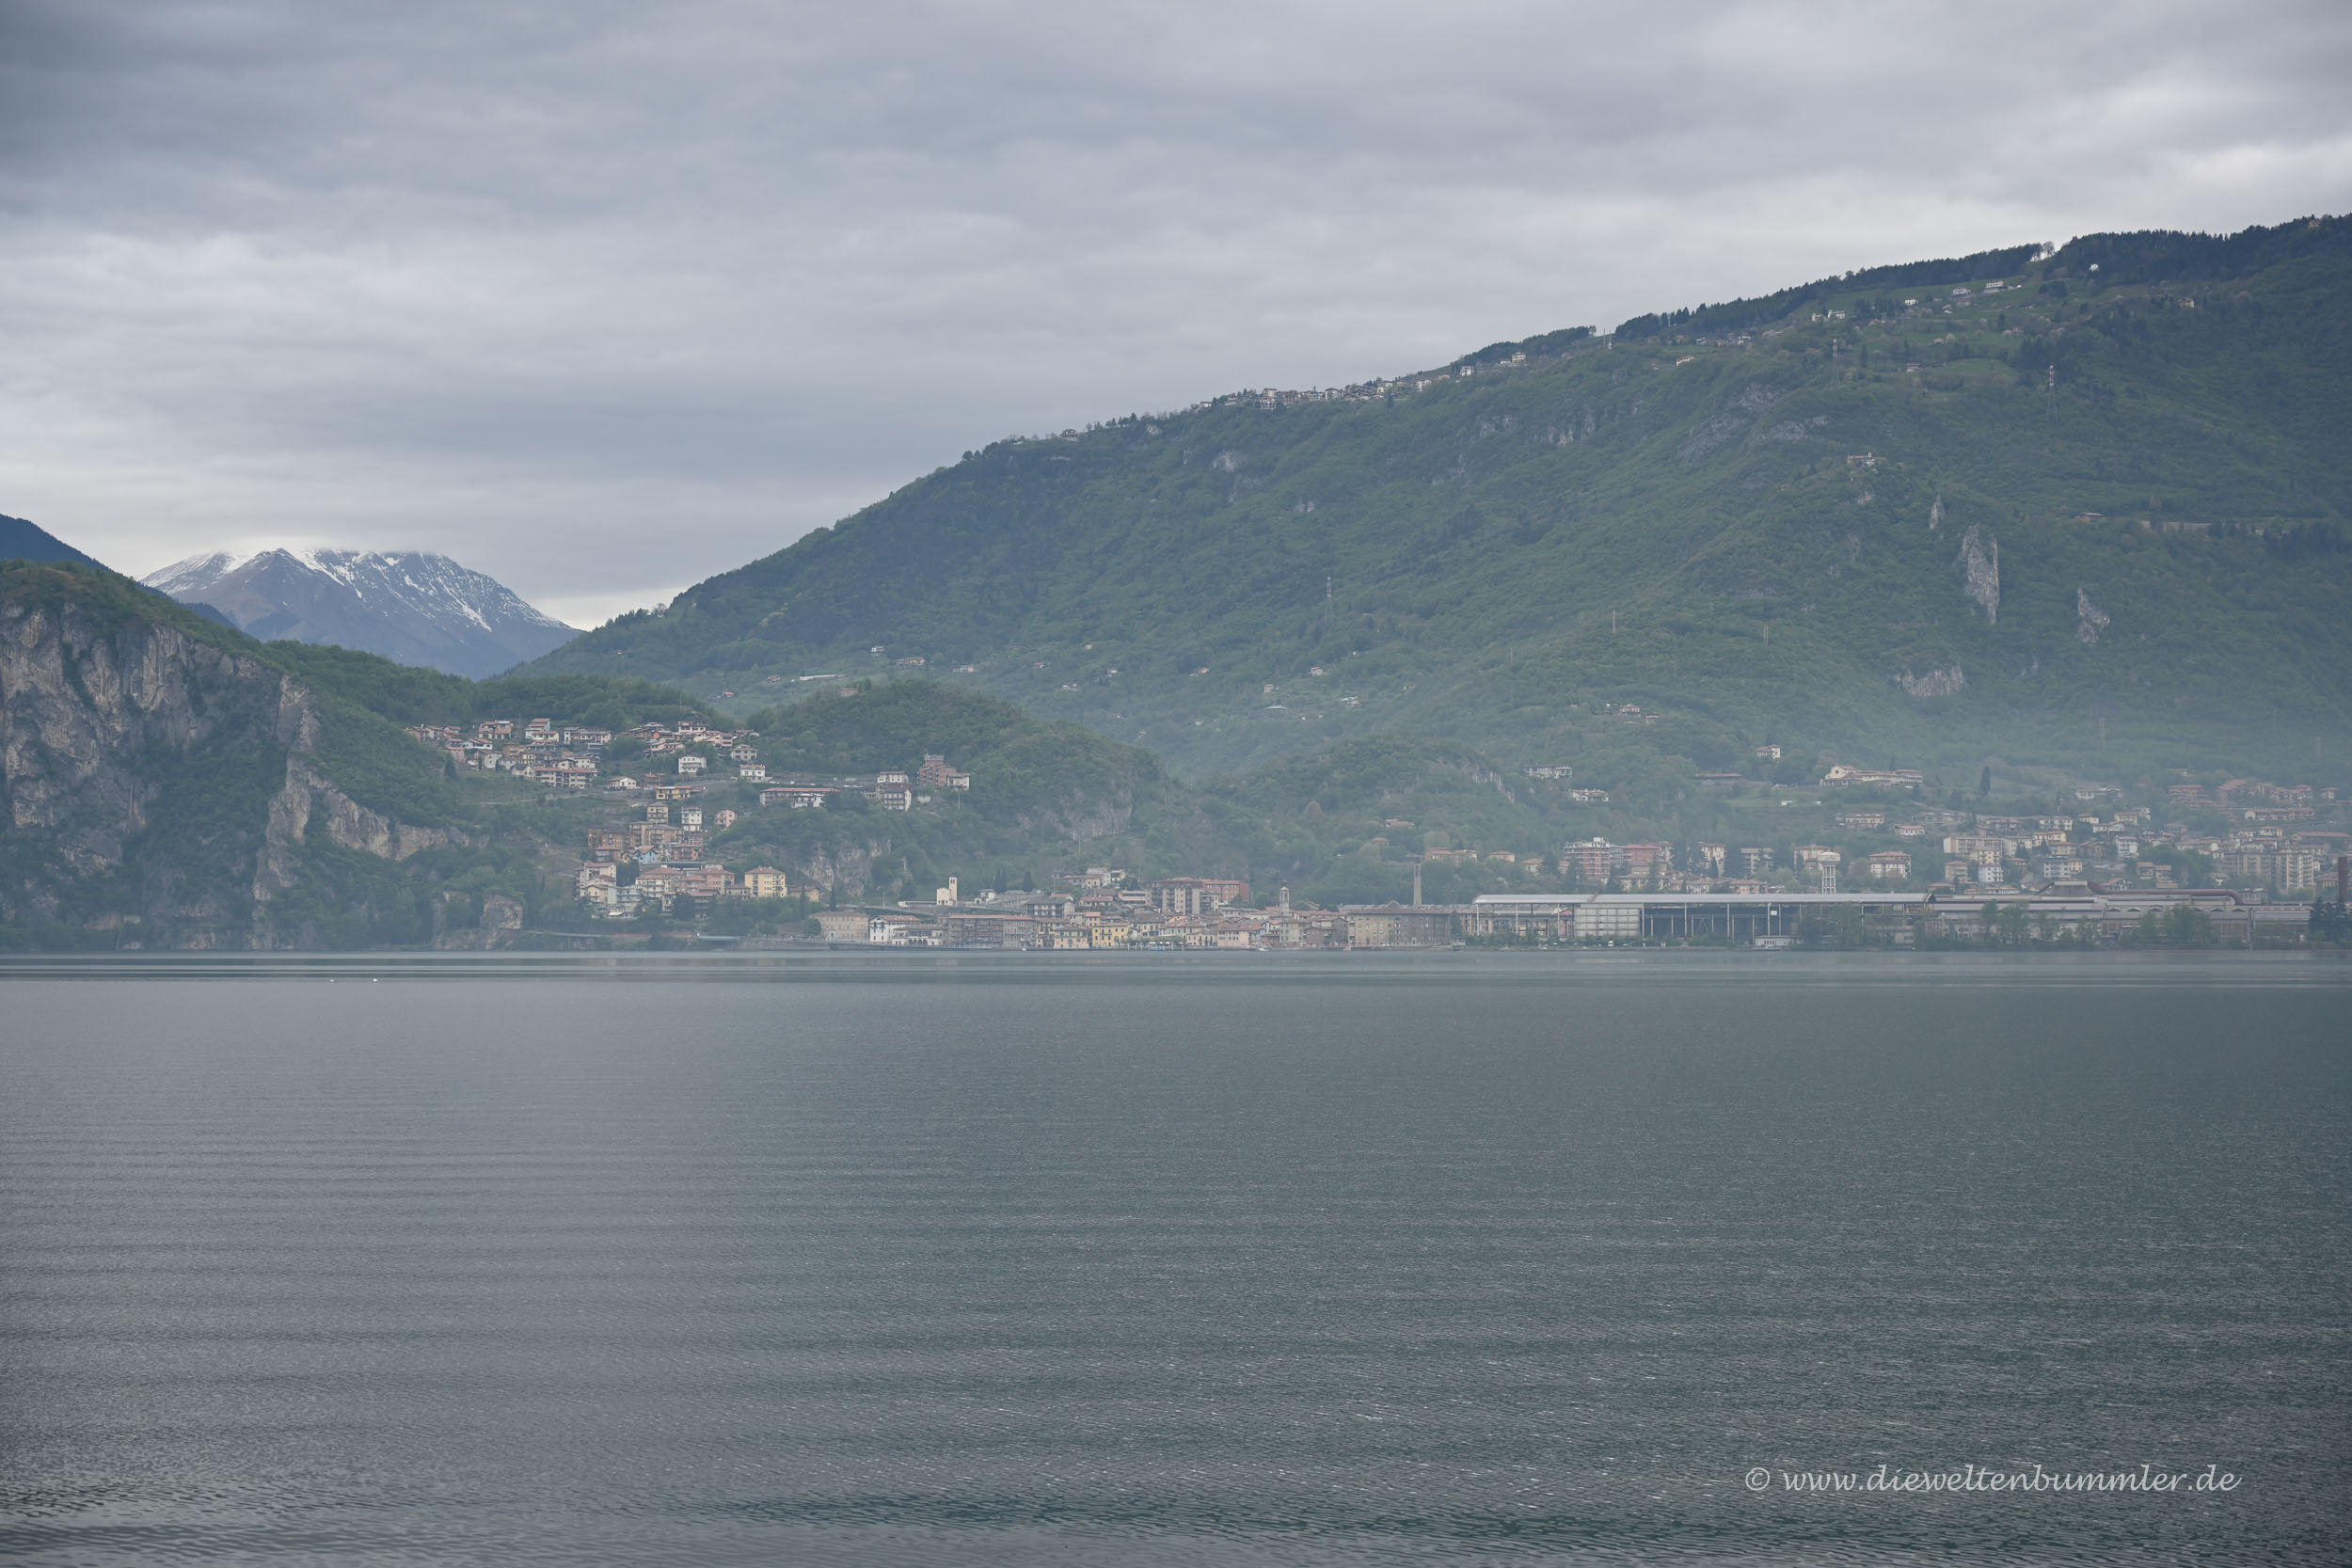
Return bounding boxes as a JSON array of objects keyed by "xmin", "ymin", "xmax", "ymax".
[{"xmin": 2, "ymin": 953, "xmax": 2347, "ymax": 1565}]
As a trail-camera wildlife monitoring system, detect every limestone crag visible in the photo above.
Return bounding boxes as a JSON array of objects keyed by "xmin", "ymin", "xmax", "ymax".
[
  {"xmin": 794, "ymin": 838, "xmax": 898, "ymax": 899},
  {"xmin": 1957, "ymin": 525, "xmax": 2001, "ymax": 624},
  {"xmin": 253, "ymin": 695, "xmax": 465, "ymax": 913},
  {"xmin": 0, "ymin": 581, "xmax": 456, "ymax": 946},
  {"xmin": 1012, "ymin": 788, "xmax": 1135, "ymax": 844}
]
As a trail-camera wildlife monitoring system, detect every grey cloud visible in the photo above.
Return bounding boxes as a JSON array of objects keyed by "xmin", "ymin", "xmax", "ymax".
[{"xmin": 3, "ymin": 0, "xmax": 2348, "ymax": 624}]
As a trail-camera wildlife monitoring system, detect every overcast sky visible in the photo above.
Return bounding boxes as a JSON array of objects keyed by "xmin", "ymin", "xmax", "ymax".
[{"xmin": 4, "ymin": 1, "xmax": 2348, "ymax": 626}]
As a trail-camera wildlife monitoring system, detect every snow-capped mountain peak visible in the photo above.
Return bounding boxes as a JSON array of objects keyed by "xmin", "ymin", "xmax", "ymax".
[
  {"xmin": 144, "ymin": 549, "xmax": 263, "ymax": 596},
  {"xmin": 139, "ymin": 548, "xmax": 577, "ymax": 679}
]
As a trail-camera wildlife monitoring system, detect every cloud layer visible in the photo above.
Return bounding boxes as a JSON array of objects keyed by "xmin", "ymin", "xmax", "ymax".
[{"xmin": 5, "ymin": 0, "xmax": 2348, "ymax": 625}]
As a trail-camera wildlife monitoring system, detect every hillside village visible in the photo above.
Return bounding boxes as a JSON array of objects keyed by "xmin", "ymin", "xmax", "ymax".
[{"xmin": 399, "ymin": 715, "xmax": 2350, "ymax": 950}]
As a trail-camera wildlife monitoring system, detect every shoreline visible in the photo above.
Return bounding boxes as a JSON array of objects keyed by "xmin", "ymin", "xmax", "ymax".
[{"xmin": 4, "ymin": 946, "xmax": 2346, "ymax": 984}]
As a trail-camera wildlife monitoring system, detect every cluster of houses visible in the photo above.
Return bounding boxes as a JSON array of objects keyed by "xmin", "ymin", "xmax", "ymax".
[
  {"xmin": 1245, "ymin": 370, "xmax": 1483, "ymax": 409},
  {"xmin": 405, "ymin": 714, "xmax": 904, "ymax": 920},
  {"xmin": 749, "ymin": 753, "xmax": 972, "ymax": 813},
  {"xmin": 1679, "ymin": 757, "xmax": 2342, "ymax": 898},
  {"xmin": 1645, "ymin": 807, "xmax": 2337, "ymax": 899},
  {"xmin": 1803, "ymin": 785, "xmax": 2344, "ymax": 897},
  {"xmin": 405, "ymin": 717, "xmax": 617, "ymax": 788},
  {"xmin": 566, "ymin": 734, "xmax": 977, "ymax": 920},
  {"xmin": 575, "ymin": 858, "xmax": 791, "ymax": 918},
  {"xmin": 401, "ymin": 716, "xmax": 772, "ymax": 790},
  {"xmin": 1449, "ymin": 765, "xmax": 2344, "ymax": 903}
]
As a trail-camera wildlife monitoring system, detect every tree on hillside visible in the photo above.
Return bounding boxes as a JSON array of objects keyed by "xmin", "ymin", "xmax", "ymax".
[{"xmin": 2310, "ymin": 898, "xmax": 2348, "ymax": 944}]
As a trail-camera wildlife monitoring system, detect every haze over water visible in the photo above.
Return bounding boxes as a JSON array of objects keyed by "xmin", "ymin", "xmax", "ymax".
[{"xmin": 2, "ymin": 955, "xmax": 2346, "ymax": 1565}]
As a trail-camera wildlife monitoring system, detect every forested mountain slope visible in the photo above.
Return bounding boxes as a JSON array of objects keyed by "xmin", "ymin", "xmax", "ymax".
[{"xmin": 533, "ymin": 216, "xmax": 2352, "ymax": 785}]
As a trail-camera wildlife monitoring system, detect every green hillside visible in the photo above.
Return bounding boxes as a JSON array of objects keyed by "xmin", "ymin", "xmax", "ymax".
[{"xmin": 532, "ymin": 216, "xmax": 2352, "ymax": 790}]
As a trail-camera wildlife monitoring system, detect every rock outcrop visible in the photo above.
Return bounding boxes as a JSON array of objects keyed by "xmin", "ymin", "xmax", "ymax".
[
  {"xmin": 0, "ymin": 569, "xmax": 460, "ymax": 947},
  {"xmin": 1957, "ymin": 525, "xmax": 2000, "ymax": 623},
  {"xmin": 2075, "ymin": 587, "xmax": 2110, "ymax": 645},
  {"xmin": 1895, "ymin": 664, "xmax": 1968, "ymax": 698}
]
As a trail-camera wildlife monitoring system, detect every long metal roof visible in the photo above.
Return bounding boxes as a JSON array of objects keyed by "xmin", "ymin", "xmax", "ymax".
[{"xmin": 1472, "ymin": 892, "xmax": 1932, "ymax": 908}]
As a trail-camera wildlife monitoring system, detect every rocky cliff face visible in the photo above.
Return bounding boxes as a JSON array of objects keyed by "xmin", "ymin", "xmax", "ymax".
[{"xmin": 0, "ymin": 578, "xmax": 460, "ymax": 948}]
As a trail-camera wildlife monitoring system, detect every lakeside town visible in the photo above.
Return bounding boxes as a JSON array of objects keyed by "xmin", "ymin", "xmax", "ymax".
[{"xmin": 404, "ymin": 716, "xmax": 2352, "ymax": 950}]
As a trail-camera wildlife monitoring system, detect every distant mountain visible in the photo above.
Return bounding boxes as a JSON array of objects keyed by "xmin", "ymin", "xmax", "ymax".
[
  {"xmin": 1, "ymin": 512, "xmax": 107, "ymax": 570},
  {"xmin": 529, "ymin": 214, "xmax": 2352, "ymax": 786},
  {"xmin": 143, "ymin": 548, "xmax": 577, "ymax": 679}
]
